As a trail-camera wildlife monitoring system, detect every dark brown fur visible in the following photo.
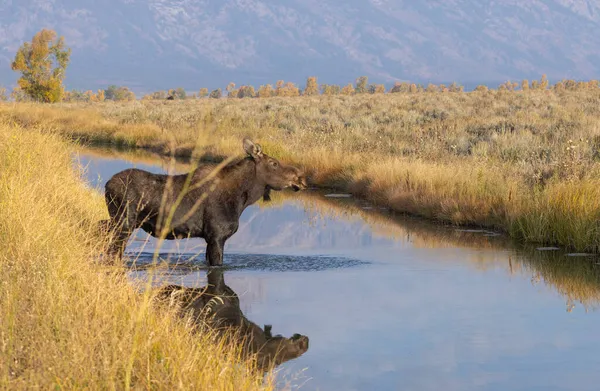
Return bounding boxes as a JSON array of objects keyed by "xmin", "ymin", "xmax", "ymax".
[
  {"xmin": 103, "ymin": 139, "xmax": 307, "ymax": 265},
  {"xmin": 156, "ymin": 269, "xmax": 309, "ymax": 372}
]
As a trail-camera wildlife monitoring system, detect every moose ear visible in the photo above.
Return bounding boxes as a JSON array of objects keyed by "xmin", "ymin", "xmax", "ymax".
[
  {"xmin": 263, "ymin": 324, "xmax": 273, "ymax": 338},
  {"xmin": 243, "ymin": 138, "xmax": 263, "ymax": 159}
]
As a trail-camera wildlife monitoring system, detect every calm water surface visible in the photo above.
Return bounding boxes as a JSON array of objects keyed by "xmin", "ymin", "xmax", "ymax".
[{"xmin": 73, "ymin": 147, "xmax": 600, "ymax": 391}]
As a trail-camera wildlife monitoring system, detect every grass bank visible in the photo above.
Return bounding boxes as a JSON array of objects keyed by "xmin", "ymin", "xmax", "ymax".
[
  {"xmin": 0, "ymin": 123, "xmax": 273, "ymax": 390},
  {"xmin": 2, "ymin": 90, "xmax": 600, "ymax": 252}
]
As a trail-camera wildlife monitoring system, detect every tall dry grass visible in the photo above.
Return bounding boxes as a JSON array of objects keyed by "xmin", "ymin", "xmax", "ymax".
[
  {"xmin": 3, "ymin": 89, "xmax": 600, "ymax": 251},
  {"xmin": 0, "ymin": 122, "xmax": 273, "ymax": 390}
]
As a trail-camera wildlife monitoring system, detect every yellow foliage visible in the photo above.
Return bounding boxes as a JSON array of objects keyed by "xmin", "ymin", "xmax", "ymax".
[
  {"xmin": 341, "ymin": 83, "xmax": 355, "ymax": 95},
  {"xmin": 275, "ymin": 81, "xmax": 300, "ymax": 97},
  {"xmin": 303, "ymin": 76, "xmax": 319, "ymax": 96},
  {"xmin": 11, "ymin": 28, "xmax": 71, "ymax": 103},
  {"xmin": 374, "ymin": 84, "xmax": 386, "ymax": 94},
  {"xmin": 257, "ymin": 84, "xmax": 274, "ymax": 98}
]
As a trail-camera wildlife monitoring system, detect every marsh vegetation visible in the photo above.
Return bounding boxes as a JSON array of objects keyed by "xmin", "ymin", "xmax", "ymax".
[{"xmin": 4, "ymin": 88, "xmax": 600, "ymax": 251}]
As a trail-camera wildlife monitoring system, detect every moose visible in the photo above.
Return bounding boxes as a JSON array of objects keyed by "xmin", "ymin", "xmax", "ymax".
[
  {"xmin": 156, "ymin": 268, "xmax": 309, "ymax": 371},
  {"xmin": 103, "ymin": 138, "xmax": 307, "ymax": 265}
]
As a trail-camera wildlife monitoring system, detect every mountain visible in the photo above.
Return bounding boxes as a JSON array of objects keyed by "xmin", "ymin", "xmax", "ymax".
[{"xmin": 1, "ymin": 0, "xmax": 600, "ymax": 94}]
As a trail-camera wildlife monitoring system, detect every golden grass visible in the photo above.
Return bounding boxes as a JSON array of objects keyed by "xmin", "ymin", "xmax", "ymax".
[
  {"xmin": 3, "ymin": 89, "xmax": 600, "ymax": 251},
  {"xmin": 0, "ymin": 123, "xmax": 273, "ymax": 390}
]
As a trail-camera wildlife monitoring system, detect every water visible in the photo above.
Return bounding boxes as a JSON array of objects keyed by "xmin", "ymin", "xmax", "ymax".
[{"xmin": 73, "ymin": 147, "xmax": 600, "ymax": 391}]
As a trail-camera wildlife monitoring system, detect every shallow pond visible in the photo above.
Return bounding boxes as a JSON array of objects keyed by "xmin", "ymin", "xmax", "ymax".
[{"xmin": 73, "ymin": 147, "xmax": 600, "ymax": 391}]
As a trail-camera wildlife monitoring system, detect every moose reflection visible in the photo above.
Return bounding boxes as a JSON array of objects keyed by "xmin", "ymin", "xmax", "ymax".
[{"xmin": 156, "ymin": 268, "xmax": 309, "ymax": 372}]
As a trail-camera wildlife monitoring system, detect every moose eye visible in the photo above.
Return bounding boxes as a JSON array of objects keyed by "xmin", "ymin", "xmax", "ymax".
[{"xmin": 269, "ymin": 160, "xmax": 279, "ymax": 168}]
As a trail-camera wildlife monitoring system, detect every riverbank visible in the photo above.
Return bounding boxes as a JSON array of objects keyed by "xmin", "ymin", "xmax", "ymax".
[
  {"xmin": 0, "ymin": 123, "xmax": 272, "ymax": 390},
  {"xmin": 2, "ymin": 90, "xmax": 600, "ymax": 252}
]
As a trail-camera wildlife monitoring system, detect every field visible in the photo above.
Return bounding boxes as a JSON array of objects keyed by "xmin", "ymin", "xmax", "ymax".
[
  {"xmin": 3, "ymin": 89, "xmax": 600, "ymax": 252},
  {"xmin": 0, "ymin": 122, "xmax": 274, "ymax": 390}
]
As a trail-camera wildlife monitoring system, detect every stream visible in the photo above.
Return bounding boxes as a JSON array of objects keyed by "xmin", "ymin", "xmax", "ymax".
[{"xmin": 73, "ymin": 146, "xmax": 600, "ymax": 391}]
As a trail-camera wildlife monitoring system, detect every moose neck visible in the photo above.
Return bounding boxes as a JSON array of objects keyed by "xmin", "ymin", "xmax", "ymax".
[{"xmin": 227, "ymin": 157, "xmax": 268, "ymax": 211}]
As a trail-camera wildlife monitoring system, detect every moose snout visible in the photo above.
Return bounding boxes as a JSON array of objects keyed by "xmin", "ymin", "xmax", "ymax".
[
  {"xmin": 290, "ymin": 173, "xmax": 308, "ymax": 192},
  {"xmin": 291, "ymin": 334, "xmax": 309, "ymax": 350}
]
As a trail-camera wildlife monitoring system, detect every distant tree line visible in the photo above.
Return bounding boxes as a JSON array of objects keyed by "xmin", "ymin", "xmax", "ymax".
[
  {"xmin": 134, "ymin": 75, "xmax": 600, "ymax": 102},
  {"xmin": 4, "ymin": 29, "xmax": 600, "ymax": 104},
  {"xmin": 62, "ymin": 85, "xmax": 134, "ymax": 102}
]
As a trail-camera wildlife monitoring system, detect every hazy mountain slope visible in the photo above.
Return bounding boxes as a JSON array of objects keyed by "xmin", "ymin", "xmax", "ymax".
[{"xmin": 1, "ymin": 0, "xmax": 600, "ymax": 93}]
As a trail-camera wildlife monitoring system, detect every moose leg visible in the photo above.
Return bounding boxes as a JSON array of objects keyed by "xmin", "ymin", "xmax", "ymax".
[
  {"xmin": 206, "ymin": 237, "xmax": 226, "ymax": 267},
  {"xmin": 206, "ymin": 267, "xmax": 226, "ymax": 293},
  {"xmin": 106, "ymin": 224, "xmax": 133, "ymax": 261},
  {"xmin": 105, "ymin": 195, "xmax": 137, "ymax": 263}
]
